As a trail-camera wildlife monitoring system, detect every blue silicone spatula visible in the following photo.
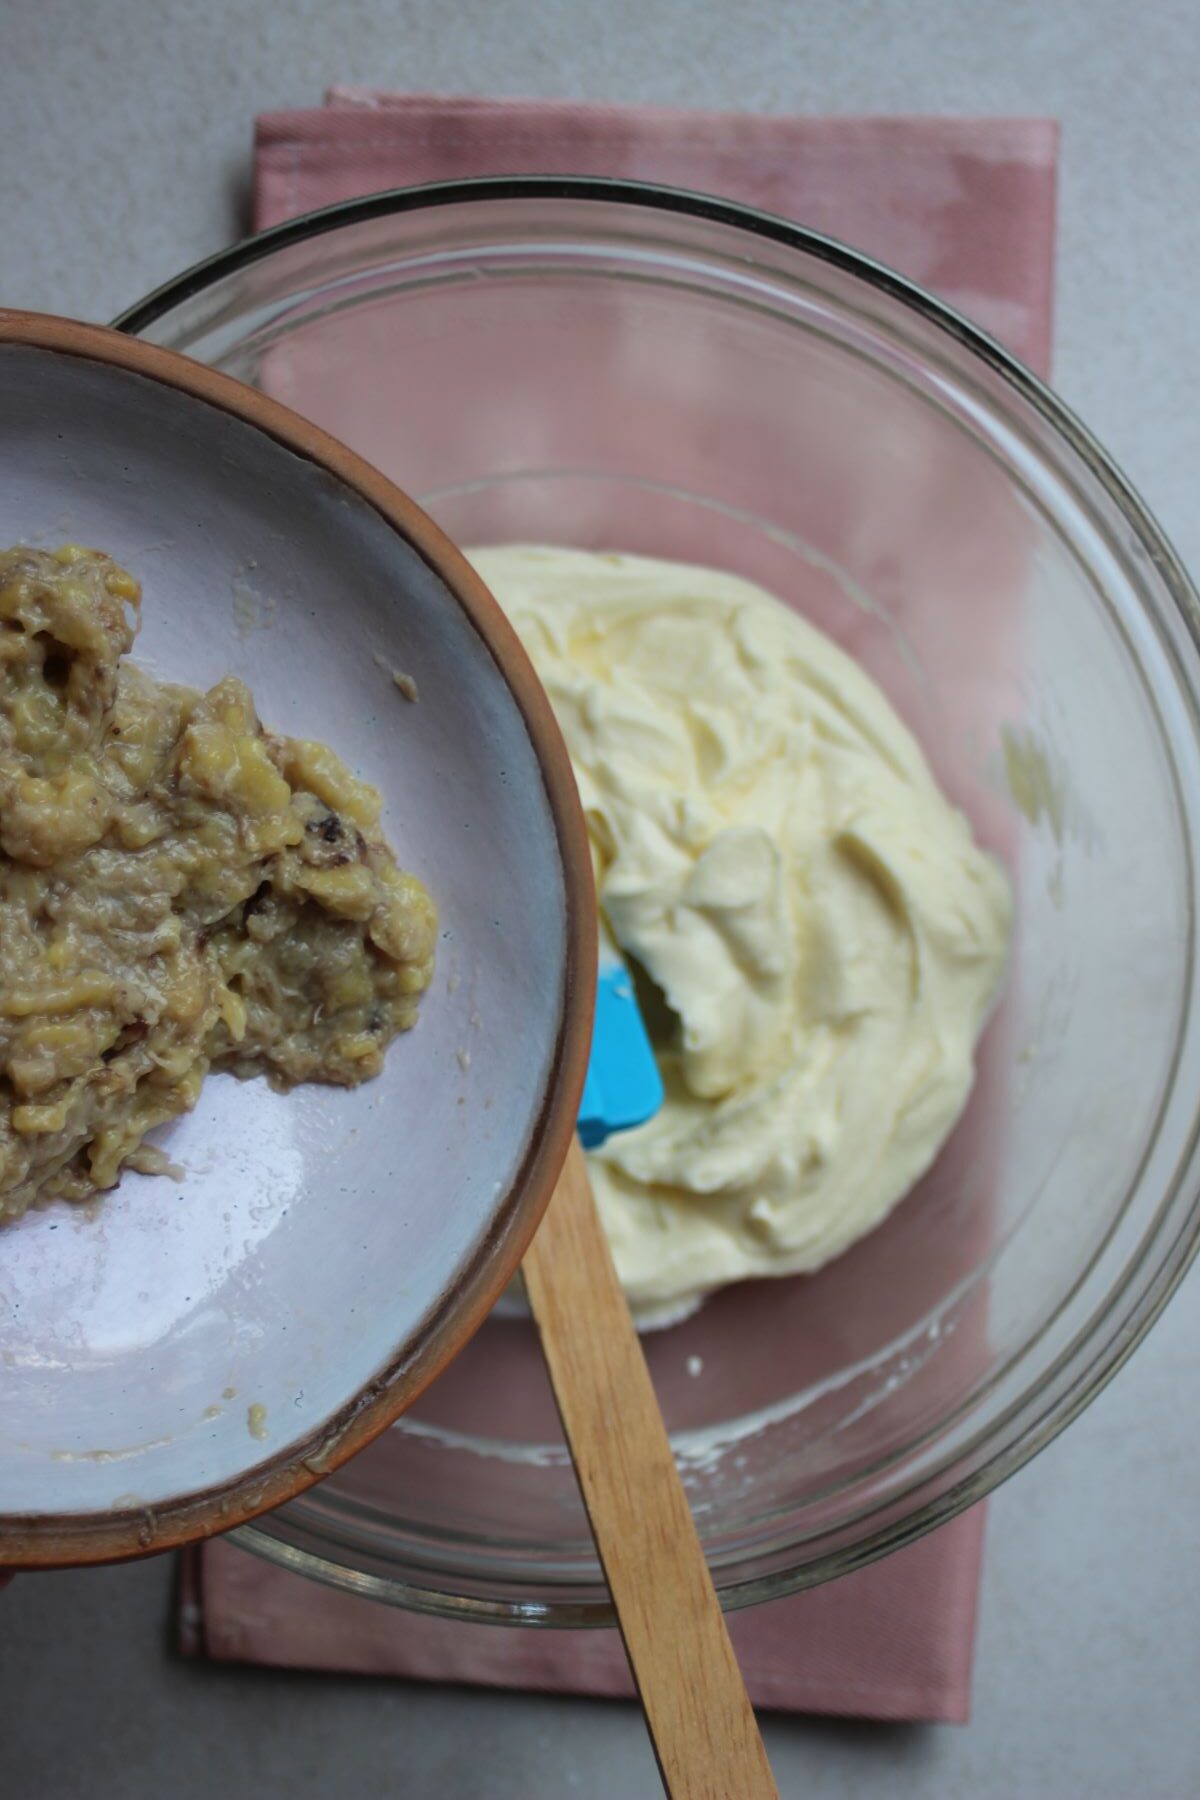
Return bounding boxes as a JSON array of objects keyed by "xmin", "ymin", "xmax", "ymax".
[
  {"xmin": 577, "ymin": 935, "xmax": 664, "ymax": 1148},
  {"xmin": 522, "ymin": 930, "xmax": 777, "ymax": 1796}
]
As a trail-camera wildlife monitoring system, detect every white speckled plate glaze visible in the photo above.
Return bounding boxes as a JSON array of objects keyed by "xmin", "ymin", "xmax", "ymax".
[{"xmin": 0, "ymin": 315, "xmax": 594, "ymax": 1565}]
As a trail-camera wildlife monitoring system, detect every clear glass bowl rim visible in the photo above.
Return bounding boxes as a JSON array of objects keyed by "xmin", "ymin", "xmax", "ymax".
[{"xmin": 114, "ymin": 175, "xmax": 1200, "ymax": 1626}]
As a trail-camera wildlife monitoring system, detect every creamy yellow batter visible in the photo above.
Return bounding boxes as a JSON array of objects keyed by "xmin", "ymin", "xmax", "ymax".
[{"xmin": 472, "ymin": 546, "xmax": 1011, "ymax": 1323}]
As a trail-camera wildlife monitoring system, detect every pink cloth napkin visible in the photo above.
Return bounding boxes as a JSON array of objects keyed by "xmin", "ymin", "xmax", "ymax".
[
  {"xmin": 179, "ymin": 94, "xmax": 1058, "ymax": 1725},
  {"xmin": 181, "ymin": 1506, "xmax": 986, "ymax": 1721},
  {"xmin": 257, "ymin": 93, "xmax": 1057, "ymax": 373}
]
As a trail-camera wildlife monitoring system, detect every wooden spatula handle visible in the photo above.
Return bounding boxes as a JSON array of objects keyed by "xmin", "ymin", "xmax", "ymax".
[{"xmin": 522, "ymin": 1138, "xmax": 778, "ymax": 1800}]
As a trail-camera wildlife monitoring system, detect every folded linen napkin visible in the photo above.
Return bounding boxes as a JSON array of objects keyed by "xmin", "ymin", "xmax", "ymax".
[{"xmin": 179, "ymin": 94, "xmax": 1057, "ymax": 1725}]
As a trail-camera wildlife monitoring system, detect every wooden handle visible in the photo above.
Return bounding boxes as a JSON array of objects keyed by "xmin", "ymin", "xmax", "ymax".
[{"xmin": 522, "ymin": 1139, "xmax": 778, "ymax": 1800}]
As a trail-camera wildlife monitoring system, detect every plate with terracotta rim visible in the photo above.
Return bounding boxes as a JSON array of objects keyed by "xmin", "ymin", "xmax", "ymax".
[{"xmin": 0, "ymin": 311, "xmax": 595, "ymax": 1568}]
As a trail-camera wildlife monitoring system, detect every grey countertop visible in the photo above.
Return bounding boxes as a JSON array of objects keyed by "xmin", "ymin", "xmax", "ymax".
[{"xmin": 3, "ymin": 3, "xmax": 1199, "ymax": 1795}]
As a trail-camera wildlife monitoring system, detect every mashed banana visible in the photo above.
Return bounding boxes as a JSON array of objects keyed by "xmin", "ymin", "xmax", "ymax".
[
  {"xmin": 471, "ymin": 546, "xmax": 1011, "ymax": 1325},
  {"xmin": 0, "ymin": 545, "xmax": 436, "ymax": 1223}
]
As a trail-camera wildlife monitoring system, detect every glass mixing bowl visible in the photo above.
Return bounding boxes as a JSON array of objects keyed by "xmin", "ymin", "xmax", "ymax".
[{"xmin": 118, "ymin": 179, "xmax": 1200, "ymax": 1624}]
